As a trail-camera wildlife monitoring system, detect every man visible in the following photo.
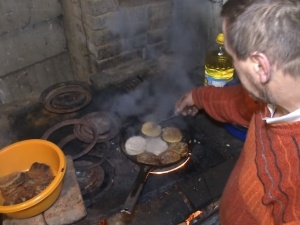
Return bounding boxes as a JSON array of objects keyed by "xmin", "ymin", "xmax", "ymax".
[{"xmin": 175, "ymin": 0, "xmax": 300, "ymax": 224}]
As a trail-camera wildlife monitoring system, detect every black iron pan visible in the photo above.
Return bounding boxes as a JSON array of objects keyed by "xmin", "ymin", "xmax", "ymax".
[{"xmin": 119, "ymin": 118, "xmax": 193, "ymax": 214}]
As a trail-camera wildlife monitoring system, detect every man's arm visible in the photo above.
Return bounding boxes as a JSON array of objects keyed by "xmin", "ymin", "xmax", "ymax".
[{"xmin": 192, "ymin": 84, "xmax": 261, "ymax": 126}]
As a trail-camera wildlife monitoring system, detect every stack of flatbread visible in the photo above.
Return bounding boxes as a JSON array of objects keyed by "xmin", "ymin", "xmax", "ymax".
[{"xmin": 0, "ymin": 163, "xmax": 54, "ymax": 206}]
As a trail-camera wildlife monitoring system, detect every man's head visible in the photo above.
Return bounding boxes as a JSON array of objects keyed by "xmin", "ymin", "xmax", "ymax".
[
  {"xmin": 221, "ymin": 0, "xmax": 300, "ymax": 77},
  {"xmin": 221, "ymin": 0, "xmax": 300, "ymax": 104}
]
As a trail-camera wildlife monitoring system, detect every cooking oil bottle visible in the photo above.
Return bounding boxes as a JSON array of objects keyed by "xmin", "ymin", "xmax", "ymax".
[{"xmin": 204, "ymin": 33, "xmax": 234, "ymax": 87}]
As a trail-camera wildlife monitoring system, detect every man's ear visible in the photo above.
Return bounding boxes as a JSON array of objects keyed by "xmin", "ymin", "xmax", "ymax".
[{"xmin": 250, "ymin": 52, "xmax": 271, "ymax": 84}]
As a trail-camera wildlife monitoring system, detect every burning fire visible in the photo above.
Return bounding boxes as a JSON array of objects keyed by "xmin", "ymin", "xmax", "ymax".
[
  {"xmin": 185, "ymin": 210, "xmax": 202, "ymax": 225},
  {"xmin": 150, "ymin": 157, "xmax": 191, "ymax": 175}
]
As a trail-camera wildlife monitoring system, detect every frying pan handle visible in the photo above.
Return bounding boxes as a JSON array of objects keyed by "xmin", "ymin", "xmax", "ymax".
[{"xmin": 121, "ymin": 165, "xmax": 152, "ymax": 214}]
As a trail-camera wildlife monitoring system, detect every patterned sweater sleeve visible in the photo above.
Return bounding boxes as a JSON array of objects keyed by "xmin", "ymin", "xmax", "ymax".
[{"xmin": 191, "ymin": 84, "xmax": 261, "ymax": 127}]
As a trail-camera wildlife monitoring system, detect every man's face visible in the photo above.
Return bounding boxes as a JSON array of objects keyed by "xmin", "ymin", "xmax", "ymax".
[{"xmin": 222, "ymin": 22, "xmax": 272, "ymax": 104}]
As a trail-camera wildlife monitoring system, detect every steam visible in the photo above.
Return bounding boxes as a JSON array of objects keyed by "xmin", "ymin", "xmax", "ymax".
[{"xmin": 98, "ymin": 0, "xmax": 214, "ymax": 121}]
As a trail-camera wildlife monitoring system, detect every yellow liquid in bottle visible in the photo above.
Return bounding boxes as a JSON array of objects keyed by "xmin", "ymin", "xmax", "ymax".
[{"xmin": 204, "ymin": 48, "xmax": 234, "ymax": 87}]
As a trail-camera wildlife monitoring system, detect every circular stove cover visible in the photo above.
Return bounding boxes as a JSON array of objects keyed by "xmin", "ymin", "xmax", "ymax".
[
  {"xmin": 40, "ymin": 81, "xmax": 93, "ymax": 113},
  {"xmin": 74, "ymin": 111, "xmax": 121, "ymax": 143}
]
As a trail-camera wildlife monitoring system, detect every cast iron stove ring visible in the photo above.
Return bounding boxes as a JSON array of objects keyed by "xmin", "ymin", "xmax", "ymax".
[
  {"xmin": 41, "ymin": 119, "xmax": 98, "ymax": 160},
  {"xmin": 40, "ymin": 81, "xmax": 93, "ymax": 113}
]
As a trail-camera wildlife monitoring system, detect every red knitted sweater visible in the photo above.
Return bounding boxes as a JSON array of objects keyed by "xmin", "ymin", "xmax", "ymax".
[{"xmin": 192, "ymin": 85, "xmax": 300, "ymax": 225}]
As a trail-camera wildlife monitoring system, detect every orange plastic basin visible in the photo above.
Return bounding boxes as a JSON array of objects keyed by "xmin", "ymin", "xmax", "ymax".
[{"xmin": 0, "ymin": 139, "xmax": 66, "ymax": 219}]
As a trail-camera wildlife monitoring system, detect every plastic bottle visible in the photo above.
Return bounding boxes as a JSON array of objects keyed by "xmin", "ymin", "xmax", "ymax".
[{"xmin": 204, "ymin": 33, "xmax": 234, "ymax": 87}]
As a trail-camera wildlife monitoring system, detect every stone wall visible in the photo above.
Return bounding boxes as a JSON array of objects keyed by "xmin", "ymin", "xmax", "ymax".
[
  {"xmin": 0, "ymin": 0, "xmax": 74, "ymax": 105},
  {"xmin": 0, "ymin": 0, "xmax": 223, "ymax": 105}
]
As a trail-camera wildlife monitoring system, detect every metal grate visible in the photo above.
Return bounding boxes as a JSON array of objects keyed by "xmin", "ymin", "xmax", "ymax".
[{"xmin": 115, "ymin": 76, "xmax": 144, "ymax": 92}]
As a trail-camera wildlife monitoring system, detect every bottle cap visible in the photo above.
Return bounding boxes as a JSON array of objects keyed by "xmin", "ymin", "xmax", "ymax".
[{"xmin": 216, "ymin": 33, "xmax": 224, "ymax": 45}]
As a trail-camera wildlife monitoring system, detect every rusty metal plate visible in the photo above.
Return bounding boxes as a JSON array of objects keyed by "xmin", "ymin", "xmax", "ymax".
[
  {"xmin": 40, "ymin": 81, "xmax": 93, "ymax": 113},
  {"xmin": 74, "ymin": 111, "xmax": 121, "ymax": 143}
]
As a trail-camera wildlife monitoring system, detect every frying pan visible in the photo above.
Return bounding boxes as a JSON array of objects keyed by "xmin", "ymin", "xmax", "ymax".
[{"xmin": 119, "ymin": 118, "xmax": 193, "ymax": 214}]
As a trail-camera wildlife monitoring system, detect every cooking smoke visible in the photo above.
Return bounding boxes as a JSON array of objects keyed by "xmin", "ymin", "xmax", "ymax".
[{"xmin": 93, "ymin": 0, "xmax": 216, "ymax": 122}]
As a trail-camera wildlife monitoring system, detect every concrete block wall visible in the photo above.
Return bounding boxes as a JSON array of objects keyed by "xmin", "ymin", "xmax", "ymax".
[
  {"xmin": 0, "ymin": 0, "xmax": 75, "ymax": 105},
  {"xmin": 61, "ymin": 0, "xmax": 223, "ymax": 90},
  {"xmin": 0, "ymin": 0, "xmax": 223, "ymax": 105},
  {"xmin": 61, "ymin": 0, "xmax": 173, "ymax": 86}
]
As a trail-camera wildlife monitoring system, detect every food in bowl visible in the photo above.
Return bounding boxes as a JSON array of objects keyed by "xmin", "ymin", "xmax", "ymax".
[
  {"xmin": 0, "ymin": 171, "xmax": 26, "ymax": 191},
  {"xmin": 141, "ymin": 121, "xmax": 161, "ymax": 137},
  {"xmin": 0, "ymin": 139, "xmax": 66, "ymax": 219},
  {"xmin": 0, "ymin": 162, "xmax": 54, "ymax": 206}
]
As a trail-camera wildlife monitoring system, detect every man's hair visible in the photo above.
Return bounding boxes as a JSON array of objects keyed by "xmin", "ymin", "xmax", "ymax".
[{"xmin": 221, "ymin": 0, "xmax": 300, "ymax": 76}]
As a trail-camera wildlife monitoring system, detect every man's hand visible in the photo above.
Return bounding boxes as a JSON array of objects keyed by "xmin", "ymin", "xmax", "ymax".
[{"xmin": 175, "ymin": 91, "xmax": 200, "ymax": 116}]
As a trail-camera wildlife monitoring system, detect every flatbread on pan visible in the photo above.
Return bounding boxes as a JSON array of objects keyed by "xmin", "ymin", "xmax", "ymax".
[
  {"xmin": 162, "ymin": 127, "xmax": 182, "ymax": 143},
  {"xmin": 168, "ymin": 142, "xmax": 189, "ymax": 157},
  {"xmin": 137, "ymin": 152, "xmax": 160, "ymax": 165},
  {"xmin": 159, "ymin": 149, "xmax": 181, "ymax": 165},
  {"xmin": 146, "ymin": 138, "xmax": 168, "ymax": 156},
  {"xmin": 124, "ymin": 122, "xmax": 190, "ymax": 166},
  {"xmin": 141, "ymin": 121, "xmax": 161, "ymax": 137},
  {"xmin": 125, "ymin": 136, "xmax": 146, "ymax": 155}
]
